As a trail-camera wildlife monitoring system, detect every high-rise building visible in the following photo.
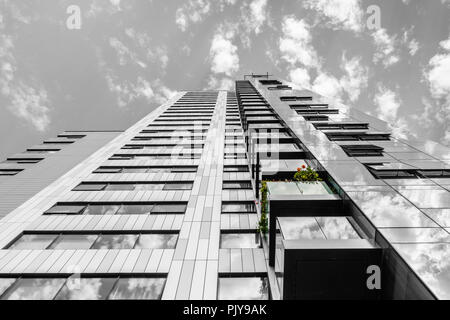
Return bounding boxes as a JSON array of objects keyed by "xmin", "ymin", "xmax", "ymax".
[{"xmin": 0, "ymin": 75, "xmax": 449, "ymax": 300}]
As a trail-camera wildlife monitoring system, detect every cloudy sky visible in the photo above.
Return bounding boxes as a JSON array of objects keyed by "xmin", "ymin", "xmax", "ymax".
[{"xmin": 0, "ymin": 0, "xmax": 449, "ymax": 159}]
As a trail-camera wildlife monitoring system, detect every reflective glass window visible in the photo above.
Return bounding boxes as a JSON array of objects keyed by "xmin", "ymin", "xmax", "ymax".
[
  {"xmin": 91, "ymin": 234, "xmax": 138, "ymax": 249},
  {"xmin": 134, "ymin": 234, "xmax": 178, "ymax": 249},
  {"xmin": 218, "ymin": 277, "xmax": 269, "ymax": 300},
  {"xmin": 8, "ymin": 234, "xmax": 58, "ymax": 250},
  {"xmin": 49, "ymin": 234, "xmax": 98, "ymax": 250},
  {"xmin": 55, "ymin": 277, "xmax": 116, "ymax": 300},
  {"xmin": 2, "ymin": 278, "xmax": 66, "ymax": 300},
  {"xmin": 108, "ymin": 278, "xmax": 166, "ymax": 300}
]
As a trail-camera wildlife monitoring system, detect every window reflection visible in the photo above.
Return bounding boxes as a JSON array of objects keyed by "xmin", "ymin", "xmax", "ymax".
[
  {"xmin": 221, "ymin": 202, "xmax": 255, "ymax": 213},
  {"xmin": 278, "ymin": 217, "xmax": 360, "ymax": 240},
  {"xmin": 279, "ymin": 218, "xmax": 325, "ymax": 240},
  {"xmin": 91, "ymin": 234, "xmax": 138, "ymax": 249},
  {"xmin": 116, "ymin": 205, "xmax": 153, "ymax": 215},
  {"xmin": 8, "ymin": 234, "xmax": 57, "ymax": 250},
  {"xmin": 316, "ymin": 217, "xmax": 360, "ymax": 240},
  {"xmin": 2, "ymin": 278, "xmax": 66, "ymax": 300},
  {"xmin": 49, "ymin": 234, "xmax": 98, "ymax": 250},
  {"xmin": 218, "ymin": 277, "xmax": 269, "ymax": 300},
  {"xmin": 135, "ymin": 234, "xmax": 178, "ymax": 249},
  {"xmin": 108, "ymin": 278, "xmax": 165, "ymax": 300},
  {"xmin": 220, "ymin": 233, "xmax": 261, "ymax": 248},
  {"xmin": 83, "ymin": 205, "xmax": 120, "ymax": 215},
  {"xmin": 0, "ymin": 278, "xmax": 16, "ymax": 296},
  {"xmin": 55, "ymin": 277, "xmax": 117, "ymax": 300}
]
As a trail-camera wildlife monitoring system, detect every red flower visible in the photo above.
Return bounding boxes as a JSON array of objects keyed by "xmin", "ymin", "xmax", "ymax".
[
  {"xmin": 302, "ymin": 165, "xmax": 306, "ymax": 169},
  {"xmin": 297, "ymin": 167, "xmax": 301, "ymax": 172}
]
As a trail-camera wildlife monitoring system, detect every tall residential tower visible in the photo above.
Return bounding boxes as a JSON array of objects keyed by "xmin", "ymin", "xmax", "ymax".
[{"xmin": 0, "ymin": 75, "xmax": 449, "ymax": 300}]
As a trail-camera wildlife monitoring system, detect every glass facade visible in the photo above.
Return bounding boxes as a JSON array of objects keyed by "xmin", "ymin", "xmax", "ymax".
[{"xmin": 0, "ymin": 78, "xmax": 449, "ymax": 301}]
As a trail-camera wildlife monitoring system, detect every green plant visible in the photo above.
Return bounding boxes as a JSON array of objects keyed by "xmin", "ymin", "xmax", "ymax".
[
  {"xmin": 257, "ymin": 181, "xmax": 269, "ymax": 235},
  {"xmin": 294, "ymin": 165, "xmax": 322, "ymax": 182}
]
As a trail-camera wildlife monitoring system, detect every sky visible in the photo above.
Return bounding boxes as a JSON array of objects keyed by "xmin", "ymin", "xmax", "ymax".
[{"xmin": 0, "ymin": 0, "xmax": 449, "ymax": 160}]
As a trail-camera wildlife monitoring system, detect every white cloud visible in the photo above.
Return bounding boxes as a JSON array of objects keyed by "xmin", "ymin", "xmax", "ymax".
[
  {"xmin": 6, "ymin": 84, "xmax": 50, "ymax": 131},
  {"xmin": 209, "ymin": 29, "xmax": 239, "ymax": 76},
  {"xmin": 105, "ymin": 73, "xmax": 176, "ymax": 107},
  {"xmin": 109, "ymin": 37, "xmax": 147, "ymax": 68},
  {"xmin": 279, "ymin": 17, "xmax": 320, "ymax": 69},
  {"xmin": 109, "ymin": 0, "xmax": 121, "ymax": 10},
  {"xmin": 302, "ymin": 0, "xmax": 364, "ymax": 33},
  {"xmin": 408, "ymin": 39, "xmax": 420, "ymax": 56},
  {"xmin": 290, "ymin": 54, "xmax": 368, "ymax": 103},
  {"xmin": 289, "ymin": 68, "xmax": 311, "ymax": 89},
  {"xmin": 442, "ymin": 131, "xmax": 450, "ymax": 147},
  {"xmin": 373, "ymin": 85, "xmax": 409, "ymax": 138},
  {"xmin": 208, "ymin": 26, "xmax": 239, "ymax": 90},
  {"xmin": 175, "ymin": 0, "xmax": 211, "ymax": 32},
  {"xmin": 242, "ymin": 0, "xmax": 268, "ymax": 34},
  {"xmin": 426, "ymin": 37, "xmax": 450, "ymax": 100},
  {"xmin": 312, "ymin": 73, "xmax": 342, "ymax": 99},
  {"xmin": 0, "ymin": 34, "xmax": 51, "ymax": 131},
  {"xmin": 423, "ymin": 35, "xmax": 450, "ymax": 142},
  {"xmin": 119, "ymin": 30, "xmax": 170, "ymax": 71},
  {"xmin": 372, "ymin": 28, "xmax": 400, "ymax": 68},
  {"xmin": 207, "ymin": 77, "xmax": 235, "ymax": 90},
  {"xmin": 373, "ymin": 85, "xmax": 401, "ymax": 123},
  {"xmin": 340, "ymin": 55, "xmax": 369, "ymax": 102}
]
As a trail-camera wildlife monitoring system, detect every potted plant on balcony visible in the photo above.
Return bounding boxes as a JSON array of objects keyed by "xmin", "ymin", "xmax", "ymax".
[
  {"xmin": 294, "ymin": 165, "xmax": 322, "ymax": 182},
  {"xmin": 257, "ymin": 181, "xmax": 269, "ymax": 238},
  {"xmin": 293, "ymin": 165, "xmax": 331, "ymax": 195}
]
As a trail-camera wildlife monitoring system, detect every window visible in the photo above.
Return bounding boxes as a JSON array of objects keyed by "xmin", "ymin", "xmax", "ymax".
[
  {"xmin": 92, "ymin": 167, "xmax": 123, "ymax": 174},
  {"xmin": 44, "ymin": 202, "xmax": 187, "ymax": 215},
  {"xmin": 280, "ymin": 96, "xmax": 312, "ymax": 102},
  {"xmin": 221, "ymin": 202, "xmax": 256, "ymax": 214},
  {"xmin": 73, "ymin": 182, "xmax": 193, "ymax": 192},
  {"xmin": 0, "ymin": 169, "xmax": 23, "ymax": 176},
  {"xmin": 93, "ymin": 166, "xmax": 197, "ymax": 174},
  {"xmin": 55, "ymin": 277, "xmax": 116, "ymax": 300},
  {"xmin": 0, "ymin": 277, "xmax": 166, "ymax": 300},
  {"xmin": 268, "ymin": 85, "xmax": 292, "ymax": 91},
  {"xmin": 73, "ymin": 183, "xmax": 107, "ymax": 191},
  {"xmin": 326, "ymin": 132, "xmax": 390, "ymax": 142},
  {"xmin": 49, "ymin": 234, "xmax": 98, "ymax": 250},
  {"xmin": 109, "ymin": 154, "xmax": 202, "ymax": 160},
  {"xmin": 0, "ymin": 278, "xmax": 16, "ymax": 296},
  {"xmin": 259, "ymin": 80, "xmax": 282, "ymax": 85},
  {"xmin": 107, "ymin": 278, "xmax": 166, "ymax": 300},
  {"xmin": 8, "ymin": 234, "xmax": 58, "ymax": 250},
  {"xmin": 1, "ymin": 278, "xmax": 67, "ymax": 300},
  {"xmin": 91, "ymin": 234, "xmax": 139, "ymax": 249},
  {"xmin": 116, "ymin": 204, "xmax": 154, "ymax": 215},
  {"xmin": 7, "ymin": 233, "xmax": 178, "ymax": 250},
  {"xmin": 220, "ymin": 233, "xmax": 261, "ymax": 248},
  {"xmin": 224, "ymin": 153, "xmax": 247, "ymax": 159},
  {"xmin": 44, "ymin": 204, "xmax": 86, "ymax": 215},
  {"xmin": 341, "ymin": 145, "xmax": 384, "ymax": 157},
  {"xmin": 25, "ymin": 149, "xmax": 60, "ymax": 154},
  {"xmin": 417, "ymin": 170, "xmax": 450, "ymax": 179},
  {"xmin": 58, "ymin": 134, "xmax": 86, "ymax": 139},
  {"xmin": 223, "ymin": 181, "xmax": 252, "ymax": 190},
  {"xmin": 278, "ymin": 217, "xmax": 360, "ymax": 240},
  {"xmin": 367, "ymin": 166, "xmax": 418, "ymax": 179},
  {"xmin": 151, "ymin": 203, "xmax": 187, "ymax": 213},
  {"xmin": 218, "ymin": 277, "xmax": 269, "ymax": 300},
  {"xmin": 134, "ymin": 234, "xmax": 178, "ymax": 249},
  {"xmin": 223, "ymin": 166, "xmax": 248, "ymax": 173},
  {"xmin": 314, "ymin": 123, "xmax": 369, "ymax": 130},
  {"xmin": 5, "ymin": 158, "xmax": 42, "ymax": 164}
]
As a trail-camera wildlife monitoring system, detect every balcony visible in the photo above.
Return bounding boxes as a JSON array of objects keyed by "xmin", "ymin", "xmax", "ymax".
[{"xmin": 265, "ymin": 180, "xmax": 381, "ymax": 300}]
